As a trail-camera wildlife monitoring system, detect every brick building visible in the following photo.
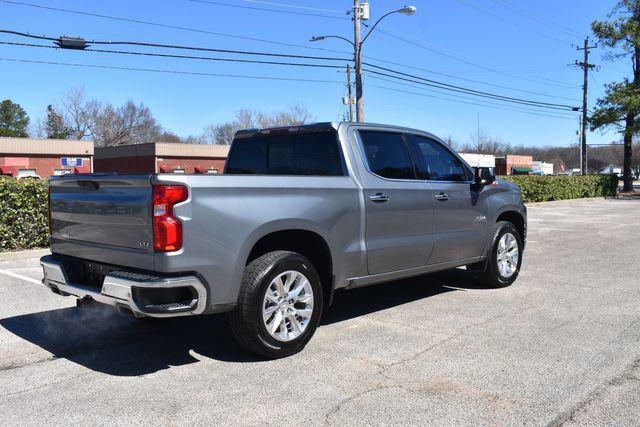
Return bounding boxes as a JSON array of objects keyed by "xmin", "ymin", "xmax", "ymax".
[
  {"xmin": 94, "ymin": 142, "xmax": 229, "ymax": 174},
  {"xmin": 495, "ymin": 155, "xmax": 533, "ymax": 175},
  {"xmin": 0, "ymin": 137, "xmax": 93, "ymax": 178}
]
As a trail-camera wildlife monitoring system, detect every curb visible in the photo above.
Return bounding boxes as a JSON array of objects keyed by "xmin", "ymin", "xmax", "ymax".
[
  {"xmin": 0, "ymin": 248, "xmax": 50, "ymax": 262},
  {"xmin": 525, "ymin": 197, "xmax": 604, "ymax": 207}
]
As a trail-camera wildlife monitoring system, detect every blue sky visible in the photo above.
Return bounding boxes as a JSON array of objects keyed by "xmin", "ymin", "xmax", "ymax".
[{"xmin": 0, "ymin": 0, "xmax": 626, "ymax": 147}]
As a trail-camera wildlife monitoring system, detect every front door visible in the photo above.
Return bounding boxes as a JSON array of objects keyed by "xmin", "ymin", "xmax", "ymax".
[
  {"xmin": 356, "ymin": 129, "xmax": 435, "ymax": 275},
  {"xmin": 405, "ymin": 134, "xmax": 488, "ymax": 264}
]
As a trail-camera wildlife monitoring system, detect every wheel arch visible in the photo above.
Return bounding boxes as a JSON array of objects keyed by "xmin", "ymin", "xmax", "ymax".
[
  {"xmin": 238, "ymin": 222, "xmax": 335, "ymax": 307},
  {"xmin": 495, "ymin": 209, "xmax": 526, "ymax": 242}
]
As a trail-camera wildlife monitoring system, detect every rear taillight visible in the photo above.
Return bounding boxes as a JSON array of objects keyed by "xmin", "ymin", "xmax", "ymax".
[{"xmin": 152, "ymin": 185, "xmax": 188, "ymax": 252}]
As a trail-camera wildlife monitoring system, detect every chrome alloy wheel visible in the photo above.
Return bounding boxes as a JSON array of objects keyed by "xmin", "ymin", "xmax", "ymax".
[
  {"xmin": 497, "ymin": 232, "xmax": 519, "ymax": 278},
  {"xmin": 262, "ymin": 270, "xmax": 314, "ymax": 342}
]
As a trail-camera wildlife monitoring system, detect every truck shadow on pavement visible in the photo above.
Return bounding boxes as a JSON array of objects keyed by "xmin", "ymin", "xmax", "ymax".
[{"xmin": 1, "ymin": 268, "xmax": 484, "ymax": 376}]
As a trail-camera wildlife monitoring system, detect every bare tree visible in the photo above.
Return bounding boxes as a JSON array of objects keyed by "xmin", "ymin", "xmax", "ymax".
[
  {"xmin": 183, "ymin": 134, "xmax": 205, "ymax": 144},
  {"xmin": 61, "ymin": 87, "xmax": 99, "ymax": 140},
  {"xmin": 274, "ymin": 103, "xmax": 314, "ymax": 125},
  {"xmin": 201, "ymin": 104, "xmax": 314, "ymax": 145},
  {"xmin": 203, "ymin": 122, "xmax": 235, "ymax": 145},
  {"xmin": 91, "ymin": 101, "xmax": 162, "ymax": 147},
  {"xmin": 459, "ymin": 129, "xmax": 508, "ymax": 154}
]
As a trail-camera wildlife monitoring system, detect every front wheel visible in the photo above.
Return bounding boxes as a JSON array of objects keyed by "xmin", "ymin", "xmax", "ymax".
[
  {"xmin": 478, "ymin": 221, "xmax": 523, "ymax": 288},
  {"xmin": 230, "ymin": 251, "xmax": 323, "ymax": 358}
]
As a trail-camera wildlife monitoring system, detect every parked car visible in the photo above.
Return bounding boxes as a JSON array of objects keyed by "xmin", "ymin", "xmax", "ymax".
[{"xmin": 41, "ymin": 122, "xmax": 527, "ymax": 358}]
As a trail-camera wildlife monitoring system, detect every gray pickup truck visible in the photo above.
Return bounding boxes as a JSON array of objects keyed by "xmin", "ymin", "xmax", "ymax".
[{"xmin": 41, "ymin": 122, "xmax": 526, "ymax": 358}]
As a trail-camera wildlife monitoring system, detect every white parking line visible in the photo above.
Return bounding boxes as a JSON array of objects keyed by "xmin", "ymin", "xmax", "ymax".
[
  {"xmin": 528, "ymin": 227, "xmax": 574, "ymax": 232},
  {"xmin": 0, "ymin": 268, "xmax": 42, "ymax": 285}
]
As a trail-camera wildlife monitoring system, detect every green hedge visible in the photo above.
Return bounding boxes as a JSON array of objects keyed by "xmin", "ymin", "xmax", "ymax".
[
  {"xmin": 501, "ymin": 174, "xmax": 618, "ymax": 203},
  {"xmin": 0, "ymin": 174, "xmax": 620, "ymax": 252},
  {"xmin": 0, "ymin": 177, "xmax": 49, "ymax": 251}
]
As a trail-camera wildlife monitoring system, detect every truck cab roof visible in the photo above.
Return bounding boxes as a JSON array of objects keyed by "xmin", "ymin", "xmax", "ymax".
[{"xmin": 234, "ymin": 122, "xmax": 442, "ymax": 143}]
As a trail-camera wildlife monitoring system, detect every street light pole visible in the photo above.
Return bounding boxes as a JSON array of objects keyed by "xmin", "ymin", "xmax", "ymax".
[
  {"xmin": 311, "ymin": 3, "xmax": 416, "ymax": 123},
  {"xmin": 353, "ymin": 0, "xmax": 364, "ymax": 122}
]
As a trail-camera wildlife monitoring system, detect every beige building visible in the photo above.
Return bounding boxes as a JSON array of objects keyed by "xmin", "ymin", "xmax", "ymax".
[{"xmin": 0, "ymin": 137, "xmax": 93, "ymax": 178}]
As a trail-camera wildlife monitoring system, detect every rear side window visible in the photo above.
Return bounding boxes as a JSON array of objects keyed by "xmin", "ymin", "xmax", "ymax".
[
  {"xmin": 406, "ymin": 134, "xmax": 469, "ymax": 182},
  {"xmin": 359, "ymin": 131, "xmax": 415, "ymax": 179},
  {"xmin": 225, "ymin": 130, "xmax": 345, "ymax": 176}
]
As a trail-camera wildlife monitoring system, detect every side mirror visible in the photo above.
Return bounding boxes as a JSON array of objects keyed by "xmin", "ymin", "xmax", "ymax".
[{"xmin": 474, "ymin": 167, "xmax": 495, "ymax": 186}]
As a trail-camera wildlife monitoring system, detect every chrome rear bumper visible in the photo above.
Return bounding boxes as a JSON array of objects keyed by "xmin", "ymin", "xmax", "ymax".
[{"xmin": 40, "ymin": 255, "xmax": 207, "ymax": 318}]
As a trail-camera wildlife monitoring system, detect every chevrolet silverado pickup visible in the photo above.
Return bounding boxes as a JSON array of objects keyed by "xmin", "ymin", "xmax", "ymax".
[{"xmin": 41, "ymin": 122, "xmax": 526, "ymax": 358}]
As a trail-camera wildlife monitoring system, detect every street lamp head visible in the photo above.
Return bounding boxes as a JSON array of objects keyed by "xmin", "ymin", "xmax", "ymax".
[
  {"xmin": 310, "ymin": 36, "xmax": 325, "ymax": 42},
  {"xmin": 397, "ymin": 5, "xmax": 417, "ymax": 15}
]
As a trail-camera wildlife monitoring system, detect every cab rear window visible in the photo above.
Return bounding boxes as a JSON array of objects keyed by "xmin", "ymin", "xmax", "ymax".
[{"xmin": 225, "ymin": 130, "xmax": 345, "ymax": 176}]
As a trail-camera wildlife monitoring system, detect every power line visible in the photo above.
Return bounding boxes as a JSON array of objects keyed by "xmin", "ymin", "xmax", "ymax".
[
  {"xmin": 240, "ymin": 0, "xmax": 343, "ymax": 14},
  {"xmin": 6, "ymin": 52, "xmax": 572, "ymax": 121},
  {"xmin": 0, "ymin": 29, "xmax": 351, "ymax": 61},
  {"xmin": 0, "ymin": 56, "xmax": 346, "ymax": 83},
  {"xmin": 186, "ymin": 0, "xmax": 347, "ymax": 20},
  {"xmin": 0, "ymin": 41, "xmax": 349, "ymax": 69},
  {"xmin": 488, "ymin": 0, "xmax": 586, "ymax": 39},
  {"xmin": 0, "ymin": 29, "xmax": 56, "ymax": 42},
  {"xmin": 1, "ymin": 44, "xmax": 576, "ymax": 111},
  {"xmin": 0, "ymin": 0, "xmax": 352, "ymax": 55},
  {"xmin": 2, "ymin": 0, "xmax": 581, "ymax": 97},
  {"xmin": 361, "ymin": 54, "xmax": 580, "ymax": 102},
  {"xmin": 365, "ymin": 68, "xmax": 576, "ymax": 111},
  {"xmin": 377, "ymin": 27, "xmax": 581, "ymax": 89},
  {"xmin": 1, "ymin": 29, "xmax": 579, "ymax": 111},
  {"xmin": 367, "ymin": 83, "xmax": 578, "ymax": 121},
  {"xmin": 367, "ymin": 74, "xmax": 577, "ymax": 118},
  {"xmin": 452, "ymin": 0, "xmax": 573, "ymax": 44},
  {"xmin": 362, "ymin": 63, "xmax": 578, "ymax": 111},
  {"xmin": 589, "ymin": 73, "xmax": 605, "ymax": 99}
]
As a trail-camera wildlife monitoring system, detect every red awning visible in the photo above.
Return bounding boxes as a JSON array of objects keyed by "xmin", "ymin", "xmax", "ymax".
[
  {"xmin": 194, "ymin": 166, "xmax": 208, "ymax": 174},
  {"xmin": 0, "ymin": 166, "xmax": 19, "ymax": 176},
  {"xmin": 159, "ymin": 165, "xmax": 171, "ymax": 173}
]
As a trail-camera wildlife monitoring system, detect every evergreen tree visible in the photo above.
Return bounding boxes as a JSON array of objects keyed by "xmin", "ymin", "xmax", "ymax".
[
  {"xmin": 43, "ymin": 104, "xmax": 72, "ymax": 139},
  {"xmin": 591, "ymin": 0, "xmax": 640, "ymax": 192},
  {"xmin": 0, "ymin": 99, "xmax": 29, "ymax": 137}
]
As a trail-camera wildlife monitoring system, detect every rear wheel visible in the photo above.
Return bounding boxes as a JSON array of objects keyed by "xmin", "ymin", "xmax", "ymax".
[
  {"xmin": 478, "ymin": 221, "xmax": 523, "ymax": 288},
  {"xmin": 230, "ymin": 251, "xmax": 323, "ymax": 358}
]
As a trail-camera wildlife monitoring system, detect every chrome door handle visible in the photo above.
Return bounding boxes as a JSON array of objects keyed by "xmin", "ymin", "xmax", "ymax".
[
  {"xmin": 434, "ymin": 192, "xmax": 449, "ymax": 201},
  {"xmin": 369, "ymin": 193, "xmax": 389, "ymax": 203}
]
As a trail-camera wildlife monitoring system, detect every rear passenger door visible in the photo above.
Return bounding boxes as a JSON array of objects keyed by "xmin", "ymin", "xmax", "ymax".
[
  {"xmin": 356, "ymin": 130, "xmax": 435, "ymax": 275},
  {"xmin": 405, "ymin": 134, "xmax": 487, "ymax": 264}
]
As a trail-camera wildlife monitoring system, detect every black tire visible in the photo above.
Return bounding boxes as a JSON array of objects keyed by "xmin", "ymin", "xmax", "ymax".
[
  {"xmin": 229, "ymin": 250, "xmax": 323, "ymax": 358},
  {"xmin": 478, "ymin": 221, "xmax": 523, "ymax": 288}
]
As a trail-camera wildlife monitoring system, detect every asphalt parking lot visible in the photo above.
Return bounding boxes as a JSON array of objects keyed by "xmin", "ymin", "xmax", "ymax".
[{"xmin": 0, "ymin": 198, "xmax": 639, "ymax": 426}]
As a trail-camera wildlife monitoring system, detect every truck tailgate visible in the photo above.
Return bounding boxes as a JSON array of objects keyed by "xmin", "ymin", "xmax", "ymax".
[{"xmin": 49, "ymin": 175, "xmax": 155, "ymax": 270}]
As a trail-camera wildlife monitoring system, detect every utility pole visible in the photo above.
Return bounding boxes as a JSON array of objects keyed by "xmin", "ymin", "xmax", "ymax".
[
  {"xmin": 576, "ymin": 38, "xmax": 597, "ymax": 174},
  {"xmin": 353, "ymin": 0, "xmax": 364, "ymax": 122},
  {"xmin": 346, "ymin": 63, "xmax": 354, "ymax": 122}
]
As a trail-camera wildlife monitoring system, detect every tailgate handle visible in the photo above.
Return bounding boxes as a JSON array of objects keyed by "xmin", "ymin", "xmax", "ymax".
[{"xmin": 77, "ymin": 180, "xmax": 100, "ymax": 191}]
